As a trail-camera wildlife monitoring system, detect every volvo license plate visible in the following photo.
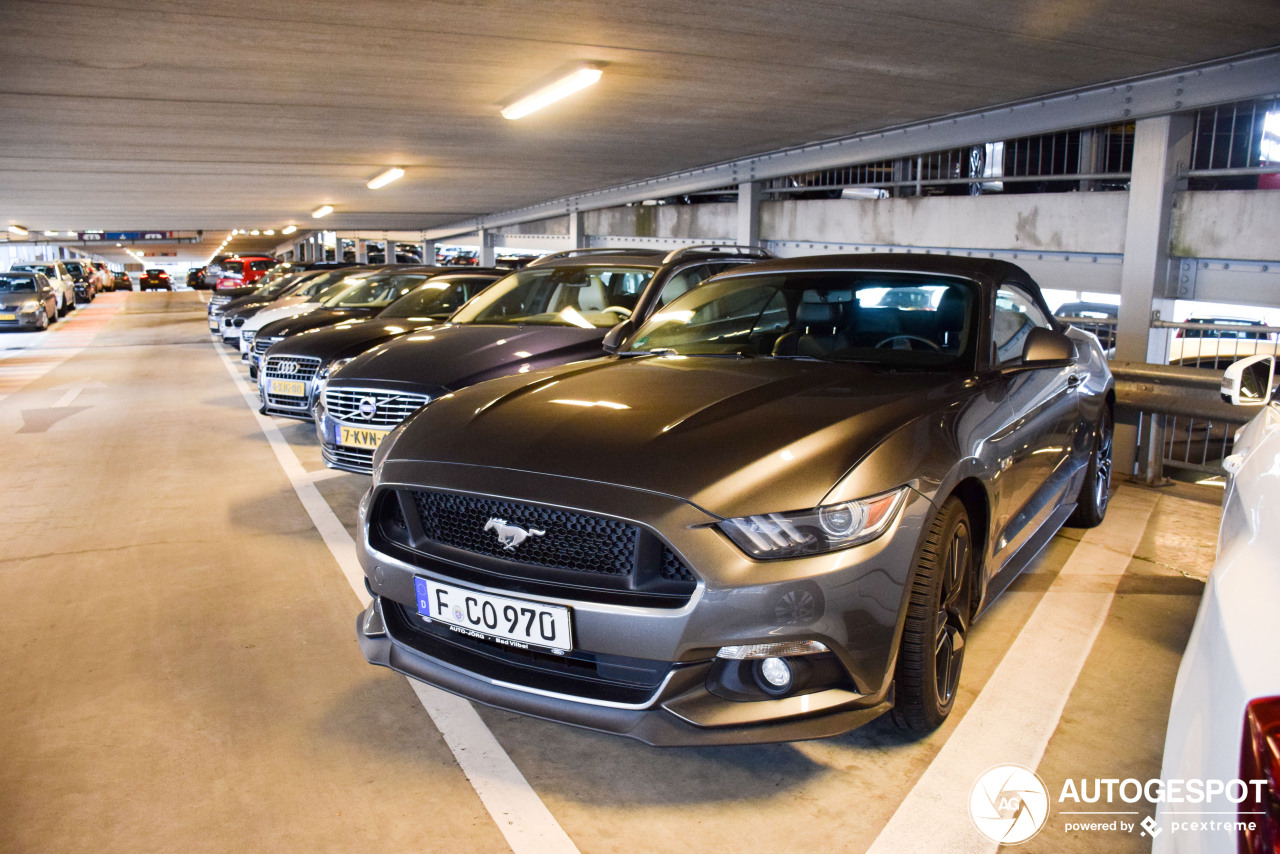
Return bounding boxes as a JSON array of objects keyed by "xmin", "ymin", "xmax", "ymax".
[
  {"xmin": 414, "ymin": 577, "xmax": 573, "ymax": 652},
  {"xmin": 338, "ymin": 424, "xmax": 389, "ymax": 448}
]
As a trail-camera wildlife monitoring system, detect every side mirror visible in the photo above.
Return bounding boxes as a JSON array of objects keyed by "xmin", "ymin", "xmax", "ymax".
[
  {"xmin": 1021, "ymin": 328, "xmax": 1077, "ymax": 365},
  {"xmin": 1221, "ymin": 355, "xmax": 1275, "ymax": 406},
  {"xmin": 601, "ymin": 319, "xmax": 635, "ymax": 355}
]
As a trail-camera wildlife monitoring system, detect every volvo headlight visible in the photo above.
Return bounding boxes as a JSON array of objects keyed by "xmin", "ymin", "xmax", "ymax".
[
  {"xmin": 318, "ymin": 357, "xmax": 354, "ymax": 381},
  {"xmin": 718, "ymin": 488, "xmax": 908, "ymax": 559}
]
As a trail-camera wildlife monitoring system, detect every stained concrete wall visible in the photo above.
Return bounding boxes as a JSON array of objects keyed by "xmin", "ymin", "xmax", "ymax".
[{"xmin": 1170, "ymin": 191, "xmax": 1280, "ymax": 262}]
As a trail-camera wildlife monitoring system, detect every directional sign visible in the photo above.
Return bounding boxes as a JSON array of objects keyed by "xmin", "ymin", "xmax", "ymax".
[{"xmin": 105, "ymin": 231, "xmax": 173, "ymax": 241}]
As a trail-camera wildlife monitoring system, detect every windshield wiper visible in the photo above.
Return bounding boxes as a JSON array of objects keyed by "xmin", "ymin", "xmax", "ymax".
[{"xmin": 617, "ymin": 347, "xmax": 676, "ymax": 357}]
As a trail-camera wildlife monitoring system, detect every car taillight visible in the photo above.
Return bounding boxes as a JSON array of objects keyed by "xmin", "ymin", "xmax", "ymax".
[{"xmin": 1241, "ymin": 696, "xmax": 1280, "ymax": 854}]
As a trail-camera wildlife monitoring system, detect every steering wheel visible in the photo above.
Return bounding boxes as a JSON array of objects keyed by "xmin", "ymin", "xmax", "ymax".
[
  {"xmin": 603, "ymin": 306, "xmax": 632, "ymax": 318},
  {"xmin": 875, "ymin": 334, "xmax": 943, "ymax": 352}
]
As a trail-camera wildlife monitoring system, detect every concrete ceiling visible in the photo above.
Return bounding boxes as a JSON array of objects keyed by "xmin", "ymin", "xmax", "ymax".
[{"xmin": 2, "ymin": 0, "xmax": 1279, "ymax": 267}]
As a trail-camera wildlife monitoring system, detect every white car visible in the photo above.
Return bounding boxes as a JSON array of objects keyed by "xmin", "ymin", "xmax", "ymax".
[
  {"xmin": 11, "ymin": 261, "xmax": 75, "ymax": 315},
  {"xmin": 1155, "ymin": 354, "xmax": 1279, "ymax": 854}
]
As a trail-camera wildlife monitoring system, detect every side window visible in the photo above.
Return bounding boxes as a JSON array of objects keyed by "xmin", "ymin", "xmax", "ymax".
[{"xmin": 993, "ymin": 284, "xmax": 1052, "ymax": 363}]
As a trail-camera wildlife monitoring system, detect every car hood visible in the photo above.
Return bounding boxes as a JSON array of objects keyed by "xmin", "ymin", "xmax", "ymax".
[
  {"xmin": 385, "ymin": 356, "xmax": 970, "ymax": 517},
  {"xmin": 244, "ymin": 301, "xmax": 322, "ymax": 332},
  {"xmin": 268, "ymin": 318, "xmax": 438, "ymax": 359},
  {"xmin": 258, "ymin": 307, "xmax": 380, "ymax": 338},
  {"xmin": 329, "ymin": 323, "xmax": 607, "ymax": 395}
]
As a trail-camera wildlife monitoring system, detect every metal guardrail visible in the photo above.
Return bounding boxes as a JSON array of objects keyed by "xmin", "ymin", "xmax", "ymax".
[
  {"xmin": 1057, "ymin": 316, "xmax": 1278, "ymax": 480},
  {"xmin": 1111, "ymin": 361, "xmax": 1255, "ymax": 483}
]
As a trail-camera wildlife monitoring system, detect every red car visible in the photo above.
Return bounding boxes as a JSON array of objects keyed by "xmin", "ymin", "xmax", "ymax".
[
  {"xmin": 140, "ymin": 269, "xmax": 172, "ymax": 291},
  {"xmin": 207, "ymin": 256, "xmax": 277, "ymax": 290}
]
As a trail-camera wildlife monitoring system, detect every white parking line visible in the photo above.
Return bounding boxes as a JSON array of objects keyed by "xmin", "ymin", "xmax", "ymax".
[
  {"xmin": 212, "ymin": 342, "xmax": 579, "ymax": 854},
  {"xmin": 866, "ymin": 488, "xmax": 1159, "ymax": 853}
]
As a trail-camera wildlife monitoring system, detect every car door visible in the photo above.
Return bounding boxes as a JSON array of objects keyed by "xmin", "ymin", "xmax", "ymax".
[{"xmin": 985, "ymin": 282, "xmax": 1082, "ymax": 560}]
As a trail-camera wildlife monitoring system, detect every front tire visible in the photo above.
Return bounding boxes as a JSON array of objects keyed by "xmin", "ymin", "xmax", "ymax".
[
  {"xmin": 1068, "ymin": 407, "xmax": 1113, "ymax": 528},
  {"xmin": 892, "ymin": 496, "xmax": 973, "ymax": 731}
]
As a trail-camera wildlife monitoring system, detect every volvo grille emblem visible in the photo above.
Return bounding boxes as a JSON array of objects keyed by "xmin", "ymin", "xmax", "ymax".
[
  {"xmin": 484, "ymin": 518, "xmax": 546, "ymax": 551},
  {"xmin": 357, "ymin": 396, "xmax": 379, "ymax": 419},
  {"xmin": 278, "ymin": 360, "xmax": 298, "ymax": 375}
]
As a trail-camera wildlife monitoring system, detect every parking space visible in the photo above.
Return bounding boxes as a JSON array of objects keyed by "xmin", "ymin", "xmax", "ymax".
[{"xmin": 0, "ymin": 292, "xmax": 1226, "ymax": 852}]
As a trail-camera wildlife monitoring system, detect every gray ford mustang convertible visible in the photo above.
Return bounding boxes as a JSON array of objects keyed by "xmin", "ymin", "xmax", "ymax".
[{"xmin": 355, "ymin": 253, "xmax": 1114, "ymax": 745}]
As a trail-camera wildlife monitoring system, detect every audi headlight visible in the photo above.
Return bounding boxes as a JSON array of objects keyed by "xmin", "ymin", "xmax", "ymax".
[{"xmin": 718, "ymin": 488, "xmax": 908, "ymax": 559}]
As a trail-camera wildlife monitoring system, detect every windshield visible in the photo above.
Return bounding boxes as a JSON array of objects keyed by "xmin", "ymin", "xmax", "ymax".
[
  {"xmin": 0, "ymin": 274, "xmax": 37, "ymax": 292},
  {"xmin": 320, "ymin": 271, "xmax": 426, "ymax": 309},
  {"xmin": 253, "ymin": 273, "xmax": 307, "ymax": 299},
  {"xmin": 451, "ymin": 265, "xmax": 652, "ymax": 327},
  {"xmin": 14, "ymin": 265, "xmax": 54, "ymax": 276},
  {"xmin": 628, "ymin": 270, "xmax": 978, "ymax": 370},
  {"xmin": 378, "ymin": 277, "xmax": 474, "ymax": 318},
  {"xmin": 294, "ymin": 269, "xmax": 358, "ymax": 299}
]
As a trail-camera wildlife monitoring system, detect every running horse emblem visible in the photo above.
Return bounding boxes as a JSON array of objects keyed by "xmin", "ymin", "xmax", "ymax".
[{"xmin": 484, "ymin": 518, "xmax": 546, "ymax": 551}]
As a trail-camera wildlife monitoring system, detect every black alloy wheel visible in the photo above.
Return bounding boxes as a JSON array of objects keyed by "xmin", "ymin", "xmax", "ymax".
[
  {"xmin": 892, "ymin": 495, "xmax": 973, "ymax": 731},
  {"xmin": 1068, "ymin": 406, "xmax": 1113, "ymax": 528}
]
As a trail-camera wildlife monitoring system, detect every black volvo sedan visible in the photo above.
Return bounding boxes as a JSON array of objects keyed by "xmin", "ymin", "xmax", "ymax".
[{"xmin": 353, "ymin": 254, "xmax": 1114, "ymax": 745}]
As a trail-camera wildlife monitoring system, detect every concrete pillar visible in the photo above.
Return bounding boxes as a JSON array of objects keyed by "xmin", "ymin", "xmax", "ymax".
[
  {"xmin": 1113, "ymin": 114, "xmax": 1194, "ymax": 479},
  {"xmin": 737, "ymin": 181, "xmax": 762, "ymax": 247},
  {"xmin": 478, "ymin": 229, "xmax": 496, "ymax": 267},
  {"xmin": 355, "ymin": 239, "xmax": 367, "ymax": 263},
  {"xmin": 1115, "ymin": 114, "xmax": 1193, "ymax": 364},
  {"xmin": 567, "ymin": 211, "xmax": 586, "ymax": 249},
  {"xmin": 420, "ymin": 240, "xmax": 436, "ymax": 265}
]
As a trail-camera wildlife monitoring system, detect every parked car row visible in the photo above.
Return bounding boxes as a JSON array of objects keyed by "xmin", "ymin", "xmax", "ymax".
[
  {"xmin": 3, "ymin": 257, "xmax": 125, "ymax": 327},
  {"xmin": 218, "ymin": 247, "xmax": 1118, "ymax": 746}
]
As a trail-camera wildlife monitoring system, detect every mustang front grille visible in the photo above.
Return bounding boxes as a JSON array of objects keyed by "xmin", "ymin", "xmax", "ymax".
[
  {"xmin": 413, "ymin": 490, "xmax": 638, "ymax": 576},
  {"xmin": 323, "ymin": 387, "xmax": 430, "ymax": 427}
]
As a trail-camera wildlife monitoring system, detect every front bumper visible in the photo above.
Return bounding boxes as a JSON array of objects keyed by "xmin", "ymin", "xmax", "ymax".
[{"xmin": 356, "ymin": 462, "xmax": 932, "ymax": 744}]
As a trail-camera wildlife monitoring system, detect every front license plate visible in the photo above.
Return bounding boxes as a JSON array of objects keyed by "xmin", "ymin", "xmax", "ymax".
[
  {"xmin": 414, "ymin": 577, "xmax": 573, "ymax": 652},
  {"xmin": 337, "ymin": 424, "xmax": 389, "ymax": 448},
  {"xmin": 269, "ymin": 379, "xmax": 306, "ymax": 397},
  {"xmin": 0, "ymin": 314, "xmax": 15, "ymax": 321}
]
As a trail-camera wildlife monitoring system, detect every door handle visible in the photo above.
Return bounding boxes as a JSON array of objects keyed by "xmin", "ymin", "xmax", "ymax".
[{"xmin": 1066, "ymin": 373, "xmax": 1082, "ymax": 389}]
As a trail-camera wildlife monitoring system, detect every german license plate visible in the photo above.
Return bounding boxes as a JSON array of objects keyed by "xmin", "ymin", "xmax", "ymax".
[
  {"xmin": 270, "ymin": 379, "xmax": 306, "ymax": 397},
  {"xmin": 414, "ymin": 577, "xmax": 573, "ymax": 652},
  {"xmin": 0, "ymin": 314, "xmax": 15, "ymax": 321},
  {"xmin": 338, "ymin": 424, "xmax": 389, "ymax": 448}
]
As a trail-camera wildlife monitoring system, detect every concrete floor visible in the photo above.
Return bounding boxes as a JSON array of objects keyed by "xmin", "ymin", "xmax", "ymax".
[{"xmin": 0, "ymin": 291, "xmax": 1223, "ymax": 853}]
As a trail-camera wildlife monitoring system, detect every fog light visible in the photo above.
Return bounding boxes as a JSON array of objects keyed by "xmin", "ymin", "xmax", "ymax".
[{"xmin": 755, "ymin": 657, "xmax": 793, "ymax": 696}]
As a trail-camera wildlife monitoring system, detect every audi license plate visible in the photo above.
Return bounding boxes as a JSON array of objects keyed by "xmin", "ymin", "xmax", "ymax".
[
  {"xmin": 414, "ymin": 577, "xmax": 573, "ymax": 652},
  {"xmin": 270, "ymin": 379, "xmax": 306, "ymax": 397},
  {"xmin": 338, "ymin": 424, "xmax": 389, "ymax": 448}
]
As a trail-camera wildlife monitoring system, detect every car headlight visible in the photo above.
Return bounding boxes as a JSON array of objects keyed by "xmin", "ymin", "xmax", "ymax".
[
  {"xmin": 718, "ymin": 488, "xmax": 908, "ymax": 559},
  {"xmin": 19, "ymin": 300, "xmax": 40, "ymax": 312},
  {"xmin": 317, "ymin": 357, "xmax": 354, "ymax": 382}
]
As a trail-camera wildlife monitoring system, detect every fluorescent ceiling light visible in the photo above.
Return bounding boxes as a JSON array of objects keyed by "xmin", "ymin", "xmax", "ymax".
[
  {"xmin": 501, "ymin": 62, "xmax": 604, "ymax": 120},
  {"xmin": 65, "ymin": 231, "xmax": 76, "ymax": 237},
  {"xmin": 367, "ymin": 167, "xmax": 405, "ymax": 189},
  {"xmin": 42, "ymin": 230, "xmax": 57, "ymax": 236},
  {"xmin": 282, "ymin": 225, "xmax": 297, "ymax": 235},
  {"xmin": 312, "ymin": 205, "xmax": 334, "ymax": 219},
  {"xmin": 7, "ymin": 225, "xmax": 29, "ymax": 236}
]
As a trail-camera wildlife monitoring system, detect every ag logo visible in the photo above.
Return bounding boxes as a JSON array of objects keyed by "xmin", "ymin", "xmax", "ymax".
[
  {"xmin": 277, "ymin": 360, "xmax": 298, "ymax": 375},
  {"xmin": 968, "ymin": 764, "xmax": 1049, "ymax": 844}
]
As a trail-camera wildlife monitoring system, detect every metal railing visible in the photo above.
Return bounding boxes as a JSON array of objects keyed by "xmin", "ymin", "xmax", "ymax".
[
  {"xmin": 1064, "ymin": 318, "xmax": 1279, "ymax": 480},
  {"xmin": 747, "ymin": 95, "xmax": 1278, "ymax": 200},
  {"xmin": 1187, "ymin": 96, "xmax": 1280, "ymax": 189}
]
